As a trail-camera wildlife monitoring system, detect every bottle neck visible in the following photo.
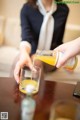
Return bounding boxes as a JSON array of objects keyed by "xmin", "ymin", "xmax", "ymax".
[{"xmin": 26, "ymin": 93, "xmax": 32, "ymax": 98}]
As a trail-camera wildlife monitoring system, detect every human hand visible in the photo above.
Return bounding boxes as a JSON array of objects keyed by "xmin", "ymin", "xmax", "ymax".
[
  {"xmin": 14, "ymin": 52, "xmax": 33, "ymax": 83},
  {"xmin": 54, "ymin": 38, "xmax": 80, "ymax": 68}
]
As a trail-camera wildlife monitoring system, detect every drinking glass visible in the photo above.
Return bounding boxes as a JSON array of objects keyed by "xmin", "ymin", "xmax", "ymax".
[{"xmin": 19, "ymin": 65, "xmax": 41, "ymax": 94}]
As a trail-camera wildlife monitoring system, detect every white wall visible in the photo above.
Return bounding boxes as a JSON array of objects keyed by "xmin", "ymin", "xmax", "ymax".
[{"xmin": 0, "ymin": 0, "xmax": 26, "ymax": 18}]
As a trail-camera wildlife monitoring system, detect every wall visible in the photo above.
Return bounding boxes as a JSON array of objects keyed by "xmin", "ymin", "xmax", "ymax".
[
  {"xmin": 63, "ymin": 4, "xmax": 80, "ymax": 42},
  {"xmin": 0, "ymin": 0, "xmax": 80, "ymax": 42},
  {"xmin": 0, "ymin": 0, "xmax": 26, "ymax": 18}
]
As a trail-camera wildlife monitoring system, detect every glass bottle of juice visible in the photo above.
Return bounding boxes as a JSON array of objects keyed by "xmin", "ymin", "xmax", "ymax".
[
  {"xmin": 58, "ymin": 51, "xmax": 78, "ymax": 71},
  {"xmin": 21, "ymin": 85, "xmax": 36, "ymax": 120},
  {"xmin": 35, "ymin": 50, "xmax": 78, "ymax": 71},
  {"xmin": 35, "ymin": 50, "xmax": 58, "ymax": 66}
]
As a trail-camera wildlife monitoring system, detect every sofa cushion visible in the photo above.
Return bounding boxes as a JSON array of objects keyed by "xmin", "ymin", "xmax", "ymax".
[
  {"xmin": 4, "ymin": 18, "xmax": 21, "ymax": 48},
  {"xmin": 0, "ymin": 46, "xmax": 19, "ymax": 72}
]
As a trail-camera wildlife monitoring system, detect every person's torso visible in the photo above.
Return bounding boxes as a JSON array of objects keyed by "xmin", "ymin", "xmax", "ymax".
[{"xmin": 21, "ymin": 3, "xmax": 69, "ymax": 53}]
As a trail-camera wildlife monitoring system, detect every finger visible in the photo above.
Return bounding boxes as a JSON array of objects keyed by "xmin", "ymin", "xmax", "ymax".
[
  {"xmin": 14, "ymin": 70, "xmax": 19, "ymax": 84},
  {"xmin": 27, "ymin": 59, "xmax": 37, "ymax": 72},
  {"xmin": 24, "ymin": 56, "xmax": 33, "ymax": 70},
  {"xmin": 56, "ymin": 52, "xmax": 70, "ymax": 68},
  {"xmin": 14, "ymin": 62, "xmax": 21, "ymax": 83},
  {"xmin": 28, "ymin": 61, "xmax": 33, "ymax": 70}
]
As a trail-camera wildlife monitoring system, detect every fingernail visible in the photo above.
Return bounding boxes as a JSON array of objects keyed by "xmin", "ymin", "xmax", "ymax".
[
  {"xmin": 16, "ymin": 80, "xmax": 19, "ymax": 84},
  {"xmin": 56, "ymin": 64, "xmax": 60, "ymax": 68}
]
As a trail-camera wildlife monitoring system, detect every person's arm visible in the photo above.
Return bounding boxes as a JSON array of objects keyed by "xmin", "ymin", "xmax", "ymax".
[
  {"xmin": 14, "ymin": 44, "xmax": 33, "ymax": 83},
  {"xmin": 54, "ymin": 37, "xmax": 80, "ymax": 68},
  {"xmin": 14, "ymin": 4, "xmax": 34, "ymax": 83}
]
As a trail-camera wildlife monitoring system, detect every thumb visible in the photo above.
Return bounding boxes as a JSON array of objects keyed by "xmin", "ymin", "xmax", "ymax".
[
  {"xmin": 54, "ymin": 44, "xmax": 65, "ymax": 52},
  {"xmin": 56, "ymin": 52, "xmax": 70, "ymax": 68},
  {"xmin": 28, "ymin": 62, "xmax": 37, "ymax": 72}
]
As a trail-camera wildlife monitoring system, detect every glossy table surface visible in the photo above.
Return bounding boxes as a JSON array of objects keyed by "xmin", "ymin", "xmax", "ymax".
[{"xmin": 0, "ymin": 77, "xmax": 80, "ymax": 120}]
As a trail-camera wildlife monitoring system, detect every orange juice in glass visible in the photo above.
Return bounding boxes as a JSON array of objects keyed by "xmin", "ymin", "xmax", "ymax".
[{"xmin": 19, "ymin": 66, "xmax": 41, "ymax": 94}]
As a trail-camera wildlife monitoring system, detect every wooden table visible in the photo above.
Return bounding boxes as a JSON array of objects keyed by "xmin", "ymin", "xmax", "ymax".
[{"xmin": 0, "ymin": 77, "xmax": 80, "ymax": 120}]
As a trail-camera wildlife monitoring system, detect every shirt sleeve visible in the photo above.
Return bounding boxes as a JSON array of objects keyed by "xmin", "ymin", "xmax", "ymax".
[
  {"xmin": 20, "ymin": 5, "xmax": 34, "ymax": 44},
  {"xmin": 20, "ymin": 4, "xmax": 38, "ymax": 54}
]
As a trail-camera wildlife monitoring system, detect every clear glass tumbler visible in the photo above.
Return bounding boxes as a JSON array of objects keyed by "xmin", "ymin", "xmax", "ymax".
[{"xmin": 19, "ymin": 65, "xmax": 41, "ymax": 94}]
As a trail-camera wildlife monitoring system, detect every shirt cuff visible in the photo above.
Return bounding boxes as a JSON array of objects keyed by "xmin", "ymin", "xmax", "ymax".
[{"xmin": 20, "ymin": 41, "xmax": 31, "ymax": 53}]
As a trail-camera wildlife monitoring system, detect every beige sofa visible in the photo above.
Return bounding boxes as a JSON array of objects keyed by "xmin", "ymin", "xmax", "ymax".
[{"xmin": 0, "ymin": 16, "xmax": 20, "ymax": 76}]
